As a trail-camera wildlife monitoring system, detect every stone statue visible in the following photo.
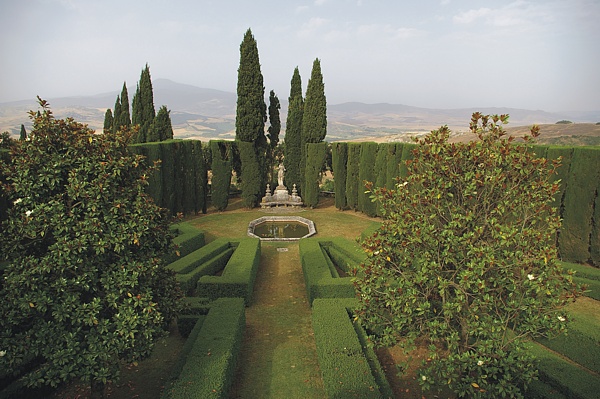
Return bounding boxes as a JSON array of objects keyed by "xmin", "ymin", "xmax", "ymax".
[{"xmin": 277, "ymin": 163, "xmax": 285, "ymax": 187}]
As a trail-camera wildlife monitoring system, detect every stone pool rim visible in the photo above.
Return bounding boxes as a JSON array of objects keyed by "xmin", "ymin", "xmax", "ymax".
[{"xmin": 247, "ymin": 216, "xmax": 316, "ymax": 241}]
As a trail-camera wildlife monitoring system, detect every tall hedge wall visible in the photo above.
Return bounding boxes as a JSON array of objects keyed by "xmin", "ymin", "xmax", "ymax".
[
  {"xmin": 386, "ymin": 143, "xmax": 404, "ymax": 188},
  {"xmin": 304, "ymin": 142, "xmax": 327, "ymax": 208},
  {"xmin": 129, "ymin": 140, "xmax": 207, "ymax": 216},
  {"xmin": 357, "ymin": 142, "xmax": 378, "ymax": 217},
  {"xmin": 209, "ymin": 140, "xmax": 232, "ymax": 212},
  {"xmin": 345, "ymin": 143, "xmax": 361, "ymax": 210},
  {"xmin": 331, "ymin": 142, "xmax": 348, "ymax": 210}
]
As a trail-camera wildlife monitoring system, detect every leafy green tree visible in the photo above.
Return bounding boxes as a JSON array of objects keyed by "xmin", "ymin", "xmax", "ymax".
[
  {"xmin": 301, "ymin": 58, "xmax": 327, "ymax": 194},
  {"xmin": 19, "ymin": 124, "xmax": 27, "ymax": 141},
  {"xmin": 304, "ymin": 142, "xmax": 327, "ymax": 207},
  {"xmin": 112, "ymin": 94, "xmax": 122, "ymax": 134},
  {"xmin": 267, "ymin": 90, "xmax": 281, "ymax": 184},
  {"xmin": 103, "ymin": 108, "xmax": 113, "ymax": 132},
  {"xmin": 284, "ymin": 67, "xmax": 303, "ymax": 192},
  {"xmin": 0, "ymin": 99, "xmax": 182, "ymax": 398},
  {"xmin": 355, "ymin": 113, "xmax": 584, "ymax": 398},
  {"xmin": 235, "ymin": 28, "xmax": 267, "ymax": 207},
  {"xmin": 132, "ymin": 64, "xmax": 156, "ymax": 143}
]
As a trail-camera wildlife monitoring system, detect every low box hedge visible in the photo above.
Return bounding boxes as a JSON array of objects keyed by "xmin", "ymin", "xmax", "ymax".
[
  {"xmin": 300, "ymin": 237, "xmax": 363, "ymax": 305},
  {"xmin": 165, "ymin": 222, "xmax": 206, "ymax": 264},
  {"xmin": 312, "ymin": 298, "xmax": 392, "ymax": 399},
  {"xmin": 174, "ymin": 244, "xmax": 235, "ymax": 296},
  {"xmin": 196, "ymin": 238, "xmax": 260, "ymax": 305},
  {"xmin": 526, "ymin": 340, "xmax": 600, "ymax": 399},
  {"xmin": 162, "ymin": 297, "xmax": 246, "ymax": 399}
]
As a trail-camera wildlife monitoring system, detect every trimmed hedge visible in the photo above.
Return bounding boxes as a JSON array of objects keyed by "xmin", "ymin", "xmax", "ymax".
[
  {"xmin": 526, "ymin": 340, "xmax": 600, "ymax": 399},
  {"xmin": 398, "ymin": 143, "xmax": 416, "ymax": 179},
  {"xmin": 165, "ymin": 223, "xmax": 206, "ymax": 264},
  {"xmin": 312, "ymin": 298, "xmax": 392, "ymax": 399},
  {"xmin": 161, "ymin": 297, "xmax": 246, "ymax": 399},
  {"xmin": 196, "ymin": 238, "xmax": 261, "ymax": 305},
  {"xmin": 332, "ymin": 142, "xmax": 348, "ymax": 209},
  {"xmin": 385, "ymin": 143, "xmax": 404, "ymax": 189},
  {"xmin": 358, "ymin": 142, "xmax": 379, "ymax": 217},
  {"xmin": 558, "ymin": 147, "xmax": 600, "ymax": 263},
  {"xmin": 168, "ymin": 238, "xmax": 232, "ymax": 275},
  {"xmin": 304, "ymin": 142, "xmax": 327, "ymax": 208},
  {"xmin": 299, "ymin": 237, "xmax": 363, "ymax": 305},
  {"xmin": 345, "ymin": 143, "xmax": 361, "ymax": 210},
  {"xmin": 175, "ymin": 245, "xmax": 235, "ymax": 296},
  {"xmin": 209, "ymin": 140, "xmax": 232, "ymax": 211}
]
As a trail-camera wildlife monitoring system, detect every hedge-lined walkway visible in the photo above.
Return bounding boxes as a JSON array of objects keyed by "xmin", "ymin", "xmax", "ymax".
[{"xmin": 229, "ymin": 243, "xmax": 327, "ymax": 399}]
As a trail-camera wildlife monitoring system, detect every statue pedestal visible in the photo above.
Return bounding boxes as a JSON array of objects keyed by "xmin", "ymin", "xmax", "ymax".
[{"xmin": 261, "ymin": 183, "xmax": 303, "ymax": 208}]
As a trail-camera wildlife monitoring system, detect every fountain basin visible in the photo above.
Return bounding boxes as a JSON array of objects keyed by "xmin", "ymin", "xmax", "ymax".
[{"xmin": 247, "ymin": 216, "xmax": 316, "ymax": 241}]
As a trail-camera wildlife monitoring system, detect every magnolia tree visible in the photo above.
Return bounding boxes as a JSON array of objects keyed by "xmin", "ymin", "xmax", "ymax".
[
  {"xmin": 354, "ymin": 113, "xmax": 583, "ymax": 398},
  {"xmin": 0, "ymin": 100, "xmax": 182, "ymax": 397}
]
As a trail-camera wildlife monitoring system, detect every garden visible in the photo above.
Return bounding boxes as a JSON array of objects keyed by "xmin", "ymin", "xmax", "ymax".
[{"xmin": 1, "ymin": 107, "xmax": 600, "ymax": 399}]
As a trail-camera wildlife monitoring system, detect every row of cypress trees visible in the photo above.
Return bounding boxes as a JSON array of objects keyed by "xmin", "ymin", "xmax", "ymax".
[
  {"xmin": 236, "ymin": 29, "xmax": 328, "ymax": 207},
  {"xmin": 103, "ymin": 64, "xmax": 174, "ymax": 143}
]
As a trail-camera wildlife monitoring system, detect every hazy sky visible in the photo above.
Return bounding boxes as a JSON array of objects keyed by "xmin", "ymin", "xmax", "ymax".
[{"xmin": 1, "ymin": 0, "xmax": 599, "ymax": 111}]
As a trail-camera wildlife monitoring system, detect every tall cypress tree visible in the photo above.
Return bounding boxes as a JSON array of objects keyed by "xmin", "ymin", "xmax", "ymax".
[
  {"xmin": 300, "ymin": 58, "xmax": 327, "ymax": 194},
  {"xmin": 112, "ymin": 95, "xmax": 121, "ymax": 134},
  {"xmin": 284, "ymin": 67, "xmax": 303, "ymax": 192},
  {"xmin": 132, "ymin": 64, "xmax": 156, "ymax": 143},
  {"xmin": 267, "ymin": 90, "xmax": 281, "ymax": 184},
  {"xmin": 103, "ymin": 109, "xmax": 113, "ymax": 132},
  {"xmin": 19, "ymin": 124, "xmax": 27, "ymax": 141},
  {"xmin": 118, "ymin": 82, "xmax": 131, "ymax": 130},
  {"xmin": 235, "ymin": 28, "xmax": 267, "ymax": 207},
  {"xmin": 150, "ymin": 106, "xmax": 174, "ymax": 142}
]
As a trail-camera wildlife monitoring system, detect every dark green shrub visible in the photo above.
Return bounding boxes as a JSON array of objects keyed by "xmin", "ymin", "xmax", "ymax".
[
  {"xmin": 176, "ymin": 247, "xmax": 234, "ymax": 296},
  {"xmin": 545, "ymin": 146, "xmax": 574, "ymax": 212},
  {"xmin": 312, "ymin": 298, "xmax": 388, "ymax": 399},
  {"xmin": 168, "ymin": 238, "xmax": 230, "ymax": 275},
  {"xmin": 165, "ymin": 223, "xmax": 206, "ymax": 264},
  {"xmin": 559, "ymin": 147, "xmax": 600, "ymax": 263},
  {"xmin": 398, "ymin": 143, "xmax": 416, "ymax": 178},
  {"xmin": 162, "ymin": 297, "xmax": 246, "ymax": 399},
  {"xmin": 358, "ymin": 142, "xmax": 378, "ymax": 217},
  {"xmin": 192, "ymin": 141, "xmax": 208, "ymax": 214},
  {"xmin": 196, "ymin": 238, "xmax": 260, "ymax": 305},
  {"xmin": 160, "ymin": 140, "xmax": 177, "ymax": 213},
  {"xmin": 332, "ymin": 142, "xmax": 348, "ymax": 209},
  {"xmin": 345, "ymin": 143, "xmax": 361, "ymax": 210},
  {"xmin": 209, "ymin": 141, "xmax": 232, "ymax": 211},
  {"xmin": 237, "ymin": 141, "xmax": 263, "ymax": 208},
  {"xmin": 304, "ymin": 142, "xmax": 327, "ymax": 208},
  {"xmin": 385, "ymin": 143, "xmax": 404, "ymax": 189},
  {"xmin": 177, "ymin": 315, "xmax": 206, "ymax": 338}
]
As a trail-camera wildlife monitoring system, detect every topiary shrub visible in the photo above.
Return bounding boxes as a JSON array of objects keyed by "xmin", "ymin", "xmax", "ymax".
[
  {"xmin": 345, "ymin": 143, "xmax": 361, "ymax": 210},
  {"xmin": 332, "ymin": 142, "xmax": 348, "ymax": 209},
  {"xmin": 304, "ymin": 142, "xmax": 327, "ymax": 208}
]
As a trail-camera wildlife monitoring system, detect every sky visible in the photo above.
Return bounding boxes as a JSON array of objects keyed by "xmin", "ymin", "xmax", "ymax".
[{"xmin": 1, "ymin": 0, "xmax": 599, "ymax": 112}]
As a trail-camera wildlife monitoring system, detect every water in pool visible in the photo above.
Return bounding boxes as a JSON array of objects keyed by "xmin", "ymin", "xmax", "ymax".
[{"xmin": 252, "ymin": 221, "xmax": 309, "ymax": 239}]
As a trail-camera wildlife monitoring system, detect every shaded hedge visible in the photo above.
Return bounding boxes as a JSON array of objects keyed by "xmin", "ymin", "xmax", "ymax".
[
  {"xmin": 332, "ymin": 142, "xmax": 348, "ymax": 210},
  {"xmin": 161, "ymin": 298, "xmax": 246, "ymax": 399},
  {"xmin": 358, "ymin": 142, "xmax": 378, "ymax": 217},
  {"xmin": 345, "ymin": 143, "xmax": 361, "ymax": 210},
  {"xmin": 237, "ymin": 141, "xmax": 263, "ymax": 208},
  {"xmin": 385, "ymin": 143, "xmax": 404, "ymax": 189},
  {"xmin": 209, "ymin": 140, "xmax": 232, "ymax": 212},
  {"xmin": 304, "ymin": 142, "xmax": 327, "ymax": 208}
]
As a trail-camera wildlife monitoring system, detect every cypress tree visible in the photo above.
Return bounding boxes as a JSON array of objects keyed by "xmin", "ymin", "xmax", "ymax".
[
  {"xmin": 304, "ymin": 142, "xmax": 327, "ymax": 208},
  {"xmin": 345, "ymin": 143, "xmax": 361, "ymax": 210},
  {"xmin": 149, "ymin": 106, "xmax": 173, "ymax": 142},
  {"xmin": 284, "ymin": 67, "xmax": 303, "ymax": 192},
  {"xmin": 19, "ymin": 124, "xmax": 27, "ymax": 141},
  {"xmin": 267, "ymin": 90, "xmax": 281, "ymax": 184},
  {"xmin": 235, "ymin": 28, "xmax": 267, "ymax": 207},
  {"xmin": 192, "ymin": 141, "xmax": 208, "ymax": 214},
  {"xmin": 332, "ymin": 142, "xmax": 348, "ymax": 210},
  {"xmin": 118, "ymin": 82, "xmax": 131, "ymax": 130},
  {"xmin": 301, "ymin": 58, "xmax": 327, "ymax": 194},
  {"xmin": 358, "ymin": 142, "xmax": 378, "ymax": 217},
  {"xmin": 386, "ymin": 143, "xmax": 404, "ymax": 188},
  {"xmin": 112, "ymin": 95, "xmax": 121, "ymax": 134},
  {"xmin": 103, "ymin": 109, "xmax": 113, "ymax": 133},
  {"xmin": 209, "ymin": 140, "xmax": 232, "ymax": 211},
  {"xmin": 132, "ymin": 64, "xmax": 156, "ymax": 143}
]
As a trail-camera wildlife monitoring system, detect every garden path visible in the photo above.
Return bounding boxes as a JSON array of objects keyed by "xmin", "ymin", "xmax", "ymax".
[{"xmin": 229, "ymin": 243, "xmax": 327, "ymax": 399}]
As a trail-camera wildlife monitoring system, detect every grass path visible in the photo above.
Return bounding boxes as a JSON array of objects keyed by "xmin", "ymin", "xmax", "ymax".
[{"xmin": 229, "ymin": 243, "xmax": 327, "ymax": 399}]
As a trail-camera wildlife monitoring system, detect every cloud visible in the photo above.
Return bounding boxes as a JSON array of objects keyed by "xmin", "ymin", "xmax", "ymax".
[
  {"xmin": 453, "ymin": 8, "xmax": 491, "ymax": 24},
  {"xmin": 314, "ymin": 0, "xmax": 327, "ymax": 5},
  {"xmin": 357, "ymin": 24, "xmax": 422, "ymax": 40},
  {"xmin": 297, "ymin": 17, "xmax": 330, "ymax": 38}
]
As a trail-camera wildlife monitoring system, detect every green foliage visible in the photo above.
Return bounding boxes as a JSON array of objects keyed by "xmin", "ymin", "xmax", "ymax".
[
  {"xmin": 148, "ymin": 105, "xmax": 174, "ymax": 142},
  {"xmin": 284, "ymin": 95, "xmax": 303, "ymax": 192},
  {"xmin": 161, "ymin": 297, "xmax": 246, "ymax": 399},
  {"xmin": 312, "ymin": 299, "xmax": 385, "ymax": 399},
  {"xmin": 558, "ymin": 147, "xmax": 600, "ymax": 264},
  {"xmin": 0, "ymin": 100, "xmax": 182, "ymax": 394},
  {"xmin": 117, "ymin": 82, "xmax": 131, "ymax": 130},
  {"xmin": 103, "ymin": 108, "xmax": 113, "ymax": 132},
  {"xmin": 196, "ymin": 238, "xmax": 261, "ymax": 305},
  {"xmin": 209, "ymin": 141, "xmax": 232, "ymax": 211},
  {"xmin": 358, "ymin": 142, "xmax": 379, "ymax": 217},
  {"xmin": 167, "ymin": 222, "xmax": 206, "ymax": 264},
  {"xmin": 237, "ymin": 140, "xmax": 263, "ymax": 208},
  {"xmin": 267, "ymin": 90, "xmax": 281, "ymax": 181},
  {"xmin": 345, "ymin": 143, "xmax": 361, "ymax": 210},
  {"xmin": 132, "ymin": 64, "xmax": 156, "ymax": 143},
  {"xmin": 304, "ymin": 142, "xmax": 327, "ymax": 208},
  {"xmin": 355, "ymin": 113, "xmax": 584, "ymax": 398},
  {"xmin": 301, "ymin": 58, "xmax": 327, "ymax": 144},
  {"xmin": 555, "ymin": 120, "xmax": 573, "ymax": 124},
  {"xmin": 332, "ymin": 142, "xmax": 348, "ymax": 209},
  {"xmin": 373, "ymin": 143, "xmax": 388, "ymax": 190},
  {"xmin": 385, "ymin": 143, "xmax": 404, "ymax": 189},
  {"xmin": 19, "ymin": 124, "xmax": 27, "ymax": 141},
  {"xmin": 192, "ymin": 140, "xmax": 208, "ymax": 214}
]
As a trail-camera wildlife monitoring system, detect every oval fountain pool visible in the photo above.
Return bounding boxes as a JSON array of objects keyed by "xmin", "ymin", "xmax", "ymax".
[{"xmin": 247, "ymin": 216, "xmax": 316, "ymax": 241}]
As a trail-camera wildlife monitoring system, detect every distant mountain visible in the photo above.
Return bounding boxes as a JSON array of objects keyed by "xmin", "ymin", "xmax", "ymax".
[{"xmin": 1, "ymin": 79, "xmax": 598, "ymax": 142}]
